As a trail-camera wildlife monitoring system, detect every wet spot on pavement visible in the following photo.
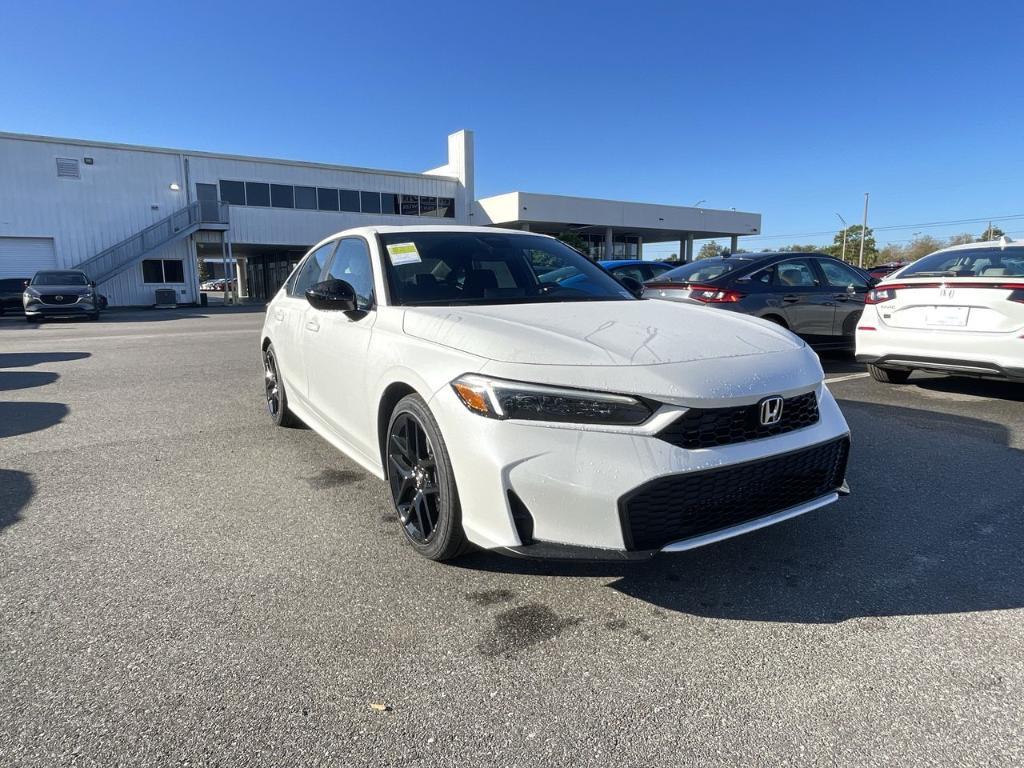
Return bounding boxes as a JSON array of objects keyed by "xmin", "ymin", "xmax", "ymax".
[
  {"xmin": 306, "ymin": 468, "xmax": 361, "ymax": 489},
  {"xmin": 466, "ymin": 589, "xmax": 515, "ymax": 606},
  {"xmin": 477, "ymin": 604, "xmax": 581, "ymax": 658}
]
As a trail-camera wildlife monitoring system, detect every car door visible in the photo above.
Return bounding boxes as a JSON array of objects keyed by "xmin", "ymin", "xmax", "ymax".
[
  {"xmin": 814, "ymin": 257, "xmax": 871, "ymax": 340},
  {"xmin": 771, "ymin": 258, "xmax": 835, "ymax": 342},
  {"xmin": 271, "ymin": 241, "xmax": 336, "ymax": 401},
  {"xmin": 302, "ymin": 236, "xmax": 378, "ymax": 459}
]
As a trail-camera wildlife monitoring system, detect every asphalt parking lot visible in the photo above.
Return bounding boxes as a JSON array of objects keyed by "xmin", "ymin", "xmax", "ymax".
[{"xmin": 1, "ymin": 308, "xmax": 1022, "ymax": 767}]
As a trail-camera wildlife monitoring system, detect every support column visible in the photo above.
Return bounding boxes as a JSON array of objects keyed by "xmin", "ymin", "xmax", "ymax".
[
  {"xmin": 685, "ymin": 234, "xmax": 695, "ymax": 262},
  {"xmin": 604, "ymin": 227, "xmax": 614, "ymax": 261},
  {"xmin": 730, "ymin": 235, "xmax": 738, "ymax": 254},
  {"xmin": 235, "ymin": 257, "xmax": 248, "ymax": 299},
  {"xmin": 636, "ymin": 235, "xmax": 643, "ymax": 260}
]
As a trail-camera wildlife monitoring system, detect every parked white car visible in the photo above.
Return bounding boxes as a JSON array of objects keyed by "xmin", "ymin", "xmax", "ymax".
[
  {"xmin": 856, "ymin": 238, "xmax": 1024, "ymax": 383},
  {"xmin": 260, "ymin": 226, "xmax": 851, "ymax": 561}
]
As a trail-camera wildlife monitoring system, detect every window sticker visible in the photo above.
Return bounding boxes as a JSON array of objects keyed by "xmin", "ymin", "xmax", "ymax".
[{"xmin": 386, "ymin": 242, "xmax": 422, "ymax": 266}]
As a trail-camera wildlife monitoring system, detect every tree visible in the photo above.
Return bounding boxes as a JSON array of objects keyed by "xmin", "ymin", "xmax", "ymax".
[
  {"xmin": 664, "ymin": 252, "xmax": 680, "ymax": 262},
  {"xmin": 197, "ymin": 257, "xmax": 209, "ymax": 283},
  {"xmin": 979, "ymin": 224, "xmax": 1005, "ymax": 241},
  {"xmin": 902, "ymin": 235, "xmax": 946, "ymax": 262},
  {"xmin": 697, "ymin": 241, "xmax": 723, "ymax": 260},
  {"xmin": 556, "ymin": 231, "xmax": 590, "ymax": 257},
  {"xmin": 826, "ymin": 224, "xmax": 877, "ymax": 265},
  {"xmin": 780, "ymin": 244, "xmax": 819, "ymax": 253},
  {"xmin": 947, "ymin": 232, "xmax": 975, "ymax": 246}
]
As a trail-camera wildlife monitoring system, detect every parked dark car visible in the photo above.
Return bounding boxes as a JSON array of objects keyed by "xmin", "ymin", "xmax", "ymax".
[
  {"xmin": 644, "ymin": 252, "xmax": 876, "ymax": 349},
  {"xmin": 23, "ymin": 269, "xmax": 101, "ymax": 322},
  {"xmin": 867, "ymin": 261, "xmax": 909, "ymax": 280},
  {"xmin": 598, "ymin": 259, "xmax": 675, "ymax": 282},
  {"xmin": 0, "ymin": 277, "xmax": 31, "ymax": 315}
]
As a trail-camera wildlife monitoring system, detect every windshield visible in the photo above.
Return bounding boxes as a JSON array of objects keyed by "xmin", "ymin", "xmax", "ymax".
[
  {"xmin": 379, "ymin": 232, "xmax": 635, "ymax": 306},
  {"xmin": 651, "ymin": 258, "xmax": 756, "ymax": 284},
  {"xmin": 899, "ymin": 247, "xmax": 1024, "ymax": 278},
  {"xmin": 31, "ymin": 271, "xmax": 89, "ymax": 286}
]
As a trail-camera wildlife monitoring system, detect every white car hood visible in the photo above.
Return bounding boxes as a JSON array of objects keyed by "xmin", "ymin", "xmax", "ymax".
[{"xmin": 401, "ymin": 300, "xmax": 802, "ymax": 367}]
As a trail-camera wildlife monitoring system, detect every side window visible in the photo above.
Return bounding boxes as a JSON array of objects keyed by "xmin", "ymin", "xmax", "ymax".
[
  {"xmin": 326, "ymin": 238, "xmax": 375, "ymax": 310},
  {"xmin": 739, "ymin": 266, "xmax": 774, "ymax": 289},
  {"xmin": 648, "ymin": 264, "xmax": 673, "ymax": 278},
  {"xmin": 773, "ymin": 260, "xmax": 819, "ymax": 288},
  {"xmin": 818, "ymin": 259, "xmax": 868, "ymax": 289},
  {"xmin": 611, "ymin": 266, "xmax": 645, "ymax": 283},
  {"xmin": 288, "ymin": 242, "xmax": 335, "ymax": 298}
]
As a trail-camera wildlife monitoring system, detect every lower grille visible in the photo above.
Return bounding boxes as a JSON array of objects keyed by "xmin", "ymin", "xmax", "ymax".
[{"xmin": 620, "ymin": 437, "xmax": 849, "ymax": 551}]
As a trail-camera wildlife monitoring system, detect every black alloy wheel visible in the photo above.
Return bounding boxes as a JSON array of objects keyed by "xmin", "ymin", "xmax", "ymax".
[
  {"xmin": 263, "ymin": 345, "xmax": 298, "ymax": 427},
  {"xmin": 386, "ymin": 394, "xmax": 468, "ymax": 560}
]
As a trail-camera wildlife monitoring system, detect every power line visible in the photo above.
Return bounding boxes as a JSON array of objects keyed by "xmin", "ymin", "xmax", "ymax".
[{"xmin": 739, "ymin": 212, "xmax": 1024, "ymax": 243}]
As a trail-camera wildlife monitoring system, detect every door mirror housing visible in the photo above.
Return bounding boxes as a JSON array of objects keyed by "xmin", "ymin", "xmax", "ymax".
[
  {"xmin": 618, "ymin": 275, "xmax": 645, "ymax": 298},
  {"xmin": 89, "ymin": 280, "xmax": 97, "ymax": 288},
  {"xmin": 306, "ymin": 279, "xmax": 357, "ymax": 312}
]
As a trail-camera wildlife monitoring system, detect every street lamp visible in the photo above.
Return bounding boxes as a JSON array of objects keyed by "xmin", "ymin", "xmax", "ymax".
[
  {"xmin": 835, "ymin": 213, "xmax": 848, "ymax": 262},
  {"xmin": 692, "ymin": 199, "xmax": 706, "ymax": 208}
]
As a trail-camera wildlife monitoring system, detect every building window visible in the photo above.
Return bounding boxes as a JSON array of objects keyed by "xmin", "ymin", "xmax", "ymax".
[
  {"xmin": 245, "ymin": 182, "xmax": 271, "ymax": 207},
  {"xmin": 142, "ymin": 259, "xmax": 185, "ymax": 284},
  {"xmin": 317, "ymin": 187, "xmax": 340, "ymax": 211},
  {"xmin": 360, "ymin": 191, "xmax": 382, "ymax": 214},
  {"xmin": 400, "ymin": 194, "xmax": 420, "ymax": 216},
  {"xmin": 381, "ymin": 193, "xmax": 399, "ymax": 215},
  {"xmin": 219, "ymin": 180, "xmax": 246, "ymax": 206},
  {"xmin": 419, "ymin": 196, "xmax": 438, "ymax": 216},
  {"xmin": 271, "ymin": 184, "xmax": 294, "ymax": 208},
  {"xmin": 339, "ymin": 189, "xmax": 360, "ymax": 213},
  {"xmin": 438, "ymin": 197, "xmax": 455, "ymax": 218},
  {"xmin": 295, "ymin": 186, "xmax": 317, "ymax": 210}
]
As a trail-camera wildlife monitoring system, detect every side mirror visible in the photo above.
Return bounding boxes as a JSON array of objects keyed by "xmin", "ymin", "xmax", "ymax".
[
  {"xmin": 23, "ymin": 280, "xmax": 29, "ymax": 288},
  {"xmin": 618, "ymin": 275, "xmax": 645, "ymax": 298},
  {"xmin": 306, "ymin": 279, "xmax": 357, "ymax": 312},
  {"xmin": 89, "ymin": 281, "xmax": 97, "ymax": 288}
]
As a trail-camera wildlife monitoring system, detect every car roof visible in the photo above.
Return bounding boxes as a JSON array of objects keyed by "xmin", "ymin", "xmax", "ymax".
[{"xmin": 927, "ymin": 237, "xmax": 1022, "ymax": 256}]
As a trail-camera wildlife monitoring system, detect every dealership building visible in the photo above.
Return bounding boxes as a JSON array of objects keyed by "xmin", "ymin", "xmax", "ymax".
[{"xmin": 0, "ymin": 130, "xmax": 761, "ymax": 306}]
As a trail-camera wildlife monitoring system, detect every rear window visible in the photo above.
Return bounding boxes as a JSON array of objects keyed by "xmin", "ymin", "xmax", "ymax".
[
  {"xmin": 652, "ymin": 258, "xmax": 756, "ymax": 284},
  {"xmin": 900, "ymin": 247, "xmax": 1024, "ymax": 278}
]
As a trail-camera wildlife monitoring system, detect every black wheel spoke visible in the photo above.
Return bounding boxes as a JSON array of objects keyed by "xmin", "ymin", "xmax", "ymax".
[{"xmin": 387, "ymin": 411, "xmax": 443, "ymax": 545}]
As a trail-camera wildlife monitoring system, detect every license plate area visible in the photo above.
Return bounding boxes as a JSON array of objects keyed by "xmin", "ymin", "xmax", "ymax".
[{"xmin": 925, "ymin": 306, "xmax": 969, "ymax": 327}]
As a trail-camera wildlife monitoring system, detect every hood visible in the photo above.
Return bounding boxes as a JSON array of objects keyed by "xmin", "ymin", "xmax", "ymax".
[{"xmin": 401, "ymin": 300, "xmax": 803, "ymax": 367}]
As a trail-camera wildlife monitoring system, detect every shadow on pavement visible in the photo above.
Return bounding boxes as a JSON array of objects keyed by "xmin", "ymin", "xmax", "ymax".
[
  {"xmin": 0, "ymin": 352, "xmax": 90, "ymax": 369},
  {"xmin": 0, "ymin": 371, "xmax": 59, "ymax": 392},
  {"xmin": 460, "ymin": 400, "xmax": 1024, "ymax": 624},
  {"xmin": 908, "ymin": 375, "xmax": 1024, "ymax": 403},
  {"xmin": 0, "ymin": 402, "xmax": 70, "ymax": 438},
  {"xmin": 0, "ymin": 469, "xmax": 33, "ymax": 532},
  {"xmin": 817, "ymin": 351, "xmax": 863, "ymax": 376}
]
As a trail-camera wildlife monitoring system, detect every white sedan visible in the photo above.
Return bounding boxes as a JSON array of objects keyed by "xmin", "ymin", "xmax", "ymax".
[
  {"xmin": 260, "ymin": 226, "xmax": 851, "ymax": 561},
  {"xmin": 856, "ymin": 238, "xmax": 1024, "ymax": 383}
]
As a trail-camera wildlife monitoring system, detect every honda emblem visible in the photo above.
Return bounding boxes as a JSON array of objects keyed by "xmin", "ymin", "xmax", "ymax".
[{"xmin": 759, "ymin": 396, "xmax": 784, "ymax": 426}]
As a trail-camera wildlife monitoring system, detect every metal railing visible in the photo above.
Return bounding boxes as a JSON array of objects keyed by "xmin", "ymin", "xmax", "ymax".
[{"xmin": 75, "ymin": 200, "xmax": 229, "ymax": 283}]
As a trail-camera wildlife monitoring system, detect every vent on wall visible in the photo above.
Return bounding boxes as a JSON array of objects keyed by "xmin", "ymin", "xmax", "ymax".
[{"xmin": 56, "ymin": 158, "xmax": 81, "ymax": 179}]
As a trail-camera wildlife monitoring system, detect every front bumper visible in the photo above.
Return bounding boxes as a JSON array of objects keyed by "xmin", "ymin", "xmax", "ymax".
[
  {"xmin": 24, "ymin": 301, "xmax": 96, "ymax": 317},
  {"xmin": 429, "ymin": 381, "xmax": 851, "ymax": 556}
]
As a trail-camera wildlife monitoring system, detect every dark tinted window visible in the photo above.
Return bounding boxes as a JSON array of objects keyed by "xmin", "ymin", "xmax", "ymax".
[
  {"xmin": 339, "ymin": 189, "xmax": 360, "ymax": 212},
  {"xmin": 326, "ymin": 238, "xmax": 374, "ymax": 310},
  {"xmin": 317, "ymin": 187, "xmax": 340, "ymax": 212},
  {"xmin": 142, "ymin": 260, "xmax": 164, "ymax": 283},
  {"xmin": 163, "ymin": 260, "xmax": 184, "ymax": 283},
  {"xmin": 381, "ymin": 193, "xmax": 399, "ymax": 215},
  {"xmin": 419, "ymin": 196, "xmax": 438, "ymax": 216},
  {"xmin": 654, "ymin": 258, "xmax": 756, "ymax": 284},
  {"xmin": 245, "ymin": 182, "xmax": 270, "ymax": 207},
  {"xmin": 295, "ymin": 186, "xmax": 317, "ymax": 210},
  {"xmin": 818, "ymin": 259, "xmax": 869, "ymax": 289},
  {"xmin": 400, "ymin": 194, "xmax": 420, "ymax": 216},
  {"xmin": 271, "ymin": 184, "xmax": 294, "ymax": 208},
  {"xmin": 196, "ymin": 183, "xmax": 218, "ymax": 201},
  {"xmin": 774, "ymin": 260, "xmax": 819, "ymax": 288},
  {"xmin": 379, "ymin": 231, "xmax": 634, "ymax": 306},
  {"xmin": 219, "ymin": 180, "xmax": 246, "ymax": 205},
  {"xmin": 288, "ymin": 242, "xmax": 335, "ymax": 297},
  {"xmin": 438, "ymin": 197, "xmax": 455, "ymax": 218},
  {"xmin": 361, "ymin": 191, "xmax": 381, "ymax": 214},
  {"xmin": 31, "ymin": 271, "xmax": 89, "ymax": 286}
]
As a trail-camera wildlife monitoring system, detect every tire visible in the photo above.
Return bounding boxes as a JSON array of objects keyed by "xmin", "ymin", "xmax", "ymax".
[
  {"xmin": 88, "ymin": 313, "xmax": 100, "ymax": 322},
  {"xmin": 385, "ymin": 393, "xmax": 469, "ymax": 561},
  {"xmin": 263, "ymin": 344, "xmax": 300, "ymax": 427},
  {"xmin": 26, "ymin": 315, "xmax": 38, "ymax": 324},
  {"xmin": 763, "ymin": 314, "xmax": 788, "ymax": 328},
  {"xmin": 868, "ymin": 363, "xmax": 911, "ymax": 384}
]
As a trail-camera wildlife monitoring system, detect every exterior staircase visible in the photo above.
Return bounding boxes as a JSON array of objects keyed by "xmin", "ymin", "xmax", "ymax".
[{"xmin": 74, "ymin": 200, "xmax": 229, "ymax": 284}]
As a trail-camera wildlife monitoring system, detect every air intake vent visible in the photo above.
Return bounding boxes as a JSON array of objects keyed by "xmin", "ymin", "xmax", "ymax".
[{"xmin": 56, "ymin": 158, "xmax": 81, "ymax": 179}]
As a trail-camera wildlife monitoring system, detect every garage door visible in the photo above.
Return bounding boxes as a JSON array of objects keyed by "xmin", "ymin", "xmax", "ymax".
[{"xmin": 0, "ymin": 237, "xmax": 57, "ymax": 279}]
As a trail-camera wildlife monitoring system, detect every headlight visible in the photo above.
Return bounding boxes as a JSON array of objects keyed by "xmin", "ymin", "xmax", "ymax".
[
  {"xmin": 451, "ymin": 374, "xmax": 653, "ymax": 425},
  {"xmin": 24, "ymin": 288, "xmax": 39, "ymax": 298}
]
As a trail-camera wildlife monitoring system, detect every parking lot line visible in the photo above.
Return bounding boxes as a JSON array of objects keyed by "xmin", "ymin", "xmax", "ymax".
[{"xmin": 823, "ymin": 372, "xmax": 871, "ymax": 384}]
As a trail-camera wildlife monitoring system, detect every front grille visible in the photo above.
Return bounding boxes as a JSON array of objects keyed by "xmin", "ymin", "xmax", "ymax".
[
  {"xmin": 40, "ymin": 294, "xmax": 79, "ymax": 305},
  {"xmin": 657, "ymin": 391, "xmax": 819, "ymax": 450},
  {"xmin": 620, "ymin": 437, "xmax": 849, "ymax": 551}
]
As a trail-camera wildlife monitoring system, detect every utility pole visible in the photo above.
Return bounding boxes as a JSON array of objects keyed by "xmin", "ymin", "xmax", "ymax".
[
  {"xmin": 858, "ymin": 193, "xmax": 870, "ymax": 269},
  {"xmin": 835, "ymin": 212, "xmax": 848, "ymax": 262}
]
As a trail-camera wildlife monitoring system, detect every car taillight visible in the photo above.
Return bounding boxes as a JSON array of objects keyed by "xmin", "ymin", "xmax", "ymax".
[
  {"xmin": 686, "ymin": 284, "xmax": 744, "ymax": 303},
  {"xmin": 865, "ymin": 286, "xmax": 898, "ymax": 304}
]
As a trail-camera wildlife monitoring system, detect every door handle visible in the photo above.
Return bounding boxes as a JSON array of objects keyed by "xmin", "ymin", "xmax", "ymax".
[
  {"xmin": 305, "ymin": 319, "xmax": 320, "ymax": 332},
  {"xmin": 782, "ymin": 295, "xmax": 800, "ymax": 304}
]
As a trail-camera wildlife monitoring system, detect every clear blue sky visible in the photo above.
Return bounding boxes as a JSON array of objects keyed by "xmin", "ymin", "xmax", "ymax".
[{"xmin": 2, "ymin": 0, "xmax": 1022, "ymax": 256}]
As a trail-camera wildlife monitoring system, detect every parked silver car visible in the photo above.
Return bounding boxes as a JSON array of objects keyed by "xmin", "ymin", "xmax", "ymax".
[{"xmin": 23, "ymin": 270, "xmax": 101, "ymax": 322}]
